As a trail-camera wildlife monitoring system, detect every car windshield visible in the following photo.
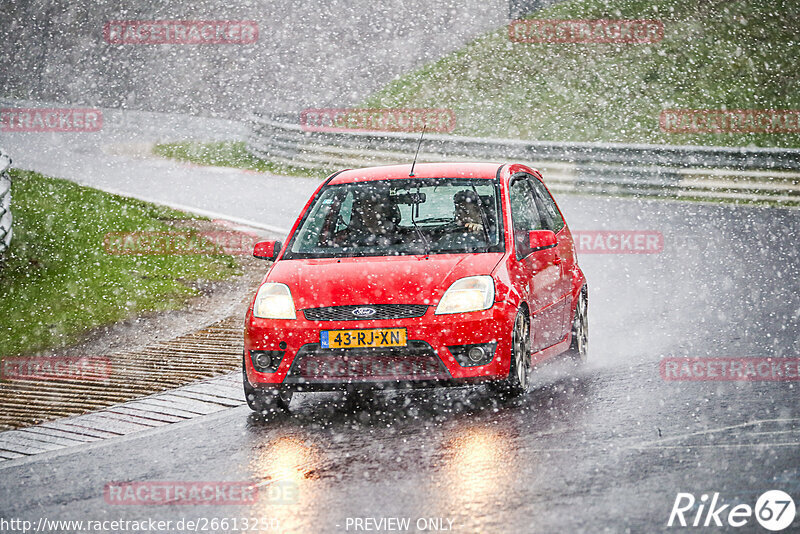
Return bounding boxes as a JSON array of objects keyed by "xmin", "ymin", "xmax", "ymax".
[{"xmin": 284, "ymin": 177, "xmax": 504, "ymax": 258}]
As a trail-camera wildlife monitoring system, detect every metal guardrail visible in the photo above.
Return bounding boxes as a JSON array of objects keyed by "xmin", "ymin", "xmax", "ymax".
[
  {"xmin": 247, "ymin": 113, "xmax": 800, "ymax": 205},
  {"xmin": 0, "ymin": 148, "xmax": 12, "ymax": 256}
]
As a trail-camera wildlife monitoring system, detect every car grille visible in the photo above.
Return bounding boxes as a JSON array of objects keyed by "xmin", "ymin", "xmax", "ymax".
[
  {"xmin": 302, "ymin": 304, "xmax": 429, "ymax": 322},
  {"xmin": 286, "ymin": 341, "xmax": 450, "ymax": 383}
]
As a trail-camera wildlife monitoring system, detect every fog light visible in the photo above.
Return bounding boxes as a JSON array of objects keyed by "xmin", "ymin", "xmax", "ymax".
[
  {"xmin": 447, "ymin": 342, "xmax": 497, "ymax": 367},
  {"xmin": 250, "ymin": 350, "xmax": 285, "ymax": 373},
  {"xmin": 255, "ymin": 353, "xmax": 272, "ymax": 368},
  {"xmin": 468, "ymin": 346, "xmax": 486, "ymax": 363}
]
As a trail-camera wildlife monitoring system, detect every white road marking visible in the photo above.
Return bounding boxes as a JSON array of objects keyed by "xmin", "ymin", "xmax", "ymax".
[
  {"xmin": 633, "ymin": 418, "xmax": 800, "ymax": 449},
  {"xmin": 76, "ymin": 183, "xmax": 291, "ymax": 235}
]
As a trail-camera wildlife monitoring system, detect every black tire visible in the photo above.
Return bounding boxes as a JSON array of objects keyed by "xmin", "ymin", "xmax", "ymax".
[
  {"xmin": 242, "ymin": 356, "xmax": 292, "ymax": 413},
  {"xmin": 493, "ymin": 310, "xmax": 531, "ymax": 397},
  {"xmin": 566, "ymin": 286, "xmax": 588, "ymax": 363}
]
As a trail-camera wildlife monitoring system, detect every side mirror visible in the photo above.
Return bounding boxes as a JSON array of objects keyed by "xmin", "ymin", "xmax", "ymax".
[
  {"xmin": 529, "ymin": 230, "xmax": 557, "ymax": 252},
  {"xmin": 253, "ymin": 240, "xmax": 282, "ymax": 261}
]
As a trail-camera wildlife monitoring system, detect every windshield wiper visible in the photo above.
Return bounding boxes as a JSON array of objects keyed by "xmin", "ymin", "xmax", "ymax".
[
  {"xmin": 470, "ymin": 184, "xmax": 492, "ymax": 253},
  {"xmin": 409, "ymin": 218, "xmax": 431, "ymax": 256},
  {"xmin": 409, "ymin": 192, "xmax": 431, "ymax": 256}
]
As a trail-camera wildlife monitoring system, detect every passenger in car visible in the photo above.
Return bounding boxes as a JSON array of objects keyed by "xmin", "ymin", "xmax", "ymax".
[{"xmin": 334, "ymin": 192, "xmax": 400, "ymax": 247}]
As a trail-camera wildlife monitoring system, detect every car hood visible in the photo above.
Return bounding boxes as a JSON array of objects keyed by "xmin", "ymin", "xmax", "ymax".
[{"xmin": 265, "ymin": 253, "xmax": 504, "ymax": 310}]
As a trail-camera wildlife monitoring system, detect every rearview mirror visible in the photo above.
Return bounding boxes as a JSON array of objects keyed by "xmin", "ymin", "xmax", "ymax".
[
  {"xmin": 529, "ymin": 230, "xmax": 557, "ymax": 252},
  {"xmin": 393, "ymin": 192, "xmax": 426, "ymax": 204},
  {"xmin": 253, "ymin": 240, "xmax": 282, "ymax": 261}
]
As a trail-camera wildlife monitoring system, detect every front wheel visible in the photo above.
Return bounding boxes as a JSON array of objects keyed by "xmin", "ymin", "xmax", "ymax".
[
  {"xmin": 493, "ymin": 310, "xmax": 531, "ymax": 397},
  {"xmin": 566, "ymin": 286, "xmax": 588, "ymax": 363},
  {"xmin": 243, "ymin": 357, "xmax": 292, "ymax": 413}
]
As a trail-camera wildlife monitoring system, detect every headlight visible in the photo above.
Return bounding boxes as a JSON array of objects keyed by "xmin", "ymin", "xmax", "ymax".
[
  {"xmin": 253, "ymin": 283, "xmax": 296, "ymax": 319},
  {"xmin": 434, "ymin": 276, "xmax": 495, "ymax": 315}
]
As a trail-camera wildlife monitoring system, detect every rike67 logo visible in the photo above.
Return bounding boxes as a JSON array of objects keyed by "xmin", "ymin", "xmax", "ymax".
[{"xmin": 668, "ymin": 490, "xmax": 796, "ymax": 531}]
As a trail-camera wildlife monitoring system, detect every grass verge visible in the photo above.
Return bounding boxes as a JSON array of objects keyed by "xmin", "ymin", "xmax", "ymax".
[
  {"xmin": 153, "ymin": 140, "xmax": 331, "ymax": 179},
  {"xmin": 364, "ymin": 0, "xmax": 800, "ymax": 148},
  {"xmin": 0, "ymin": 169, "xmax": 241, "ymax": 357}
]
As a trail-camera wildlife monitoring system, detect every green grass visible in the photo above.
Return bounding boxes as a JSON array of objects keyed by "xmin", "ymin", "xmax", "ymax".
[
  {"xmin": 364, "ymin": 0, "xmax": 800, "ymax": 148},
  {"xmin": 0, "ymin": 170, "xmax": 241, "ymax": 357},
  {"xmin": 153, "ymin": 141, "xmax": 331, "ymax": 179}
]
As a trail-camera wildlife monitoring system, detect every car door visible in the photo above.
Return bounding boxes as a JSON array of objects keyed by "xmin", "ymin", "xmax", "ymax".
[
  {"xmin": 508, "ymin": 175, "xmax": 563, "ymax": 353},
  {"xmin": 529, "ymin": 175, "xmax": 574, "ymax": 342}
]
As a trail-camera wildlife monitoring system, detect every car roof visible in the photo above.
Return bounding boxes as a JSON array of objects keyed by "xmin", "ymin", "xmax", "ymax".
[{"xmin": 327, "ymin": 162, "xmax": 504, "ymax": 184}]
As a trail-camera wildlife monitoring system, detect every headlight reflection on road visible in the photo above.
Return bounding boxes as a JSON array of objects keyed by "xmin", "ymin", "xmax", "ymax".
[
  {"xmin": 441, "ymin": 425, "xmax": 514, "ymax": 511},
  {"xmin": 249, "ymin": 435, "xmax": 320, "ymax": 530},
  {"xmin": 256, "ymin": 435, "xmax": 316, "ymax": 485}
]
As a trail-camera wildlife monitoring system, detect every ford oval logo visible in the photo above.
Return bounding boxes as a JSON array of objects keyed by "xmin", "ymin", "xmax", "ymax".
[{"xmin": 352, "ymin": 307, "xmax": 376, "ymax": 317}]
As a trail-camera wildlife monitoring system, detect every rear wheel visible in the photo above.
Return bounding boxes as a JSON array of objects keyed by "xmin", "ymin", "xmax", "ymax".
[
  {"xmin": 566, "ymin": 286, "xmax": 588, "ymax": 363},
  {"xmin": 242, "ymin": 356, "xmax": 292, "ymax": 413},
  {"xmin": 494, "ymin": 310, "xmax": 531, "ymax": 397}
]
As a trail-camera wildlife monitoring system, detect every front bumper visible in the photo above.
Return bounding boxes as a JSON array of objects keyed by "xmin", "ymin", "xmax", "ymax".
[{"xmin": 244, "ymin": 302, "xmax": 516, "ymax": 389}]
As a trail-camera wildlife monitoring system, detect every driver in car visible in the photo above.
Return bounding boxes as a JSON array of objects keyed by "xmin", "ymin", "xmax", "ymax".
[{"xmin": 453, "ymin": 190, "xmax": 484, "ymax": 233}]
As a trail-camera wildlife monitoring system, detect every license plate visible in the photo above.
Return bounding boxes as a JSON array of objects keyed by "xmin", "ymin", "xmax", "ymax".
[{"xmin": 320, "ymin": 328, "xmax": 407, "ymax": 349}]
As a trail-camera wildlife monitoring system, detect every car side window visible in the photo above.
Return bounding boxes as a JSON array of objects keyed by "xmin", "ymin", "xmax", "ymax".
[
  {"xmin": 509, "ymin": 178, "xmax": 541, "ymax": 258},
  {"xmin": 334, "ymin": 191, "xmax": 354, "ymax": 233},
  {"xmin": 293, "ymin": 188, "xmax": 351, "ymax": 251},
  {"xmin": 529, "ymin": 178, "xmax": 565, "ymax": 233}
]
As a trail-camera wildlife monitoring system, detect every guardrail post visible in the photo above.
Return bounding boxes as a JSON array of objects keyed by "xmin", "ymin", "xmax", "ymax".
[{"xmin": 0, "ymin": 148, "xmax": 13, "ymax": 258}]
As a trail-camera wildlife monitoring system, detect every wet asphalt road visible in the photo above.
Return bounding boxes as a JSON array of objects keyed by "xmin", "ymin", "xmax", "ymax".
[{"xmin": 1, "ymin": 112, "xmax": 799, "ymax": 532}]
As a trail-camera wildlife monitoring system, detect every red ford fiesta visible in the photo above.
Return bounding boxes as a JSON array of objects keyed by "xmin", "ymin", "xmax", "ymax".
[{"xmin": 243, "ymin": 162, "xmax": 588, "ymax": 412}]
